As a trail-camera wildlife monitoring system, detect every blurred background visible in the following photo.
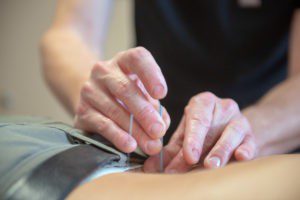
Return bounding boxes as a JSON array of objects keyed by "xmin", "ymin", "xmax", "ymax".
[{"xmin": 0, "ymin": 0, "xmax": 134, "ymax": 124}]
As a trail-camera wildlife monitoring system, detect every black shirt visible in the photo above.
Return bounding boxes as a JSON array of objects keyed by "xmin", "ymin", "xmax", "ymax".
[{"xmin": 135, "ymin": 0, "xmax": 300, "ymax": 141}]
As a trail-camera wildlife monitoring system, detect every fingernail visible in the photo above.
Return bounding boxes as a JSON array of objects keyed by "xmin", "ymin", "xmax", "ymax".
[
  {"xmin": 146, "ymin": 140, "xmax": 162, "ymax": 154},
  {"xmin": 166, "ymin": 169, "xmax": 177, "ymax": 174},
  {"xmin": 150, "ymin": 123, "xmax": 164, "ymax": 138},
  {"xmin": 207, "ymin": 157, "xmax": 221, "ymax": 168},
  {"xmin": 153, "ymin": 85, "xmax": 164, "ymax": 97}
]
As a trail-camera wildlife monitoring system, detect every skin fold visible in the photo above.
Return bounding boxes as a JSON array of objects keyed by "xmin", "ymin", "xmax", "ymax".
[
  {"xmin": 67, "ymin": 155, "xmax": 300, "ymax": 200},
  {"xmin": 40, "ymin": 0, "xmax": 300, "ymax": 173}
]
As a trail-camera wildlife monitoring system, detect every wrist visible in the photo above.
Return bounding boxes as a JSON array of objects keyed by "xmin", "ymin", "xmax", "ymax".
[{"xmin": 242, "ymin": 105, "xmax": 271, "ymax": 157}]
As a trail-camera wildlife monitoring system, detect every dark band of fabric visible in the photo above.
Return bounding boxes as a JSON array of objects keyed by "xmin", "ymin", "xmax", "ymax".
[{"xmin": 6, "ymin": 145, "xmax": 120, "ymax": 200}]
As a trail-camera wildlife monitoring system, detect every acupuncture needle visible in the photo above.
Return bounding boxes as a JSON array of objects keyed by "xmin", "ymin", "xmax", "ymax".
[
  {"xmin": 127, "ymin": 114, "xmax": 134, "ymax": 166},
  {"xmin": 128, "ymin": 104, "xmax": 163, "ymax": 170},
  {"xmin": 158, "ymin": 102, "xmax": 164, "ymax": 173}
]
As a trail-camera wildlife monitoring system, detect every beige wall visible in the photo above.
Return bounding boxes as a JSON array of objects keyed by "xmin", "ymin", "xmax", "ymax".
[{"xmin": 0, "ymin": 0, "xmax": 134, "ymax": 124}]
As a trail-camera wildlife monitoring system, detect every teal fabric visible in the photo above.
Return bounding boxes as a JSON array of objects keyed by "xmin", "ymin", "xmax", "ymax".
[
  {"xmin": 0, "ymin": 116, "xmax": 76, "ymax": 197},
  {"xmin": 0, "ymin": 116, "xmax": 148, "ymax": 198}
]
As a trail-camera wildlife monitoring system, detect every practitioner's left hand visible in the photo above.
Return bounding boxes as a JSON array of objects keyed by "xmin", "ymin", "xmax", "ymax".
[{"xmin": 144, "ymin": 92, "xmax": 257, "ymax": 173}]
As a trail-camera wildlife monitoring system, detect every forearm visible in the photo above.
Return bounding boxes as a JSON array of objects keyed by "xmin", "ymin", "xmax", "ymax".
[
  {"xmin": 40, "ymin": 28, "xmax": 100, "ymax": 114},
  {"xmin": 68, "ymin": 155, "xmax": 300, "ymax": 200},
  {"xmin": 243, "ymin": 75, "xmax": 300, "ymax": 156},
  {"xmin": 243, "ymin": 11, "xmax": 300, "ymax": 156},
  {"xmin": 40, "ymin": 0, "xmax": 112, "ymax": 114}
]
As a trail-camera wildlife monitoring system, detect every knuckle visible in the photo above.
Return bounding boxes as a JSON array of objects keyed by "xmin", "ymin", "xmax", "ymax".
[
  {"xmin": 75, "ymin": 101, "xmax": 90, "ymax": 117},
  {"xmin": 228, "ymin": 119, "xmax": 245, "ymax": 134},
  {"xmin": 223, "ymin": 98, "xmax": 239, "ymax": 112},
  {"xmin": 217, "ymin": 142, "xmax": 232, "ymax": 155},
  {"xmin": 80, "ymin": 82, "xmax": 94, "ymax": 98},
  {"xmin": 92, "ymin": 62, "xmax": 103, "ymax": 73},
  {"xmin": 96, "ymin": 118, "xmax": 110, "ymax": 133},
  {"xmin": 128, "ymin": 47, "xmax": 150, "ymax": 64},
  {"xmin": 134, "ymin": 46, "xmax": 150, "ymax": 57},
  {"xmin": 136, "ymin": 104, "xmax": 153, "ymax": 121},
  {"xmin": 105, "ymin": 104, "xmax": 120, "ymax": 118},
  {"xmin": 91, "ymin": 61, "xmax": 110, "ymax": 79},
  {"xmin": 191, "ymin": 92, "xmax": 215, "ymax": 106},
  {"xmin": 114, "ymin": 78, "xmax": 133, "ymax": 98},
  {"xmin": 190, "ymin": 113, "xmax": 210, "ymax": 128},
  {"xmin": 200, "ymin": 91, "xmax": 216, "ymax": 100},
  {"xmin": 190, "ymin": 95, "xmax": 200, "ymax": 104}
]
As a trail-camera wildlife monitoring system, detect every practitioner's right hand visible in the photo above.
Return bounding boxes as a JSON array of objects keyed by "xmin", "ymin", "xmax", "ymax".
[{"xmin": 74, "ymin": 47, "xmax": 170, "ymax": 155}]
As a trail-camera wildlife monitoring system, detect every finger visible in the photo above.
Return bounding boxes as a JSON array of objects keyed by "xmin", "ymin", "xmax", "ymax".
[
  {"xmin": 212, "ymin": 98, "xmax": 240, "ymax": 126},
  {"xmin": 80, "ymin": 81, "xmax": 162, "ymax": 155},
  {"xmin": 183, "ymin": 92, "xmax": 216, "ymax": 165},
  {"xmin": 143, "ymin": 145, "xmax": 178, "ymax": 173},
  {"xmin": 235, "ymin": 134, "xmax": 256, "ymax": 161},
  {"xmin": 117, "ymin": 47, "xmax": 168, "ymax": 99},
  {"xmin": 144, "ymin": 116, "xmax": 185, "ymax": 173},
  {"xmin": 154, "ymin": 105, "xmax": 171, "ymax": 130},
  {"xmin": 133, "ymin": 76, "xmax": 171, "ymax": 129},
  {"xmin": 167, "ymin": 115, "xmax": 186, "ymax": 148},
  {"xmin": 92, "ymin": 62, "xmax": 166, "ymax": 139},
  {"xmin": 163, "ymin": 106, "xmax": 171, "ymax": 129},
  {"xmin": 74, "ymin": 102, "xmax": 137, "ymax": 153},
  {"xmin": 204, "ymin": 116, "xmax": 249, "ymax": 168},
  {"xmin": 200, "ymin": 98, "xmax": 241, "ymax": 155},
  {"xmin": 165, "ymin": 150, "xmax": 192, "ymax": 173}
]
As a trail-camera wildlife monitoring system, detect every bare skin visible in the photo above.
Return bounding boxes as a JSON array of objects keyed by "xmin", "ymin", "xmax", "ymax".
[
  {"xmin": 40, "ymin": 0, "xmax": 300, "ymax": 173},
  {"xmin": 67, "ymin": 155, "xmax": 300, "ymax": 200}
]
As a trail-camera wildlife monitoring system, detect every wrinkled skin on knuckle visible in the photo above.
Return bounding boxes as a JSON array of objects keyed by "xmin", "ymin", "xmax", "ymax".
[
  {"xmin": 190, "ymin": 113, "xmax": 211, "ymax": 128},
  {"xmin": 74, "ymin": 103, "xmax": 93, "ymax": 132},
  {"xmin": 228, "ymin": 120, "xmax": 245, "ymax": 135},
  {"xmin": 96, "ymin": 118, "xmax": 110, "ymax": 133},
  {"xmin": 80, "ymin": 81, "xmax": 95, "ymax": 100},
  {"xmin": 114, "ymin": 77, "xmax": 135, "ymax": 99},
  {"xmin": 186, "ymin": 134, "xmax": 202, "ymax": 155},
  {"xmin": 105, "ymin": 103, "xmax": 121, "ymax": 119},
  {"xmin": 231, "ymin": 115, "xmax": 250, "ymax": 133},
  {"xmin": 185, "ymin": 100, "xmax": 211, "ymax": 129},
  {"xmin": 188, "ymin": 92, "xmax": 216, "ymax": 110},
  {"xmin": 222, "ymin": 98, "xmax": 240, "ymax": 114},
  {"xmin": 75, "ymin": 100, "xmax": 90, "ymax": 118},
  {"xmin": 216, "ymin": 142, "xmax": 232, "ymax": 157},
  {"xmin": 91, "ymin": 61, "xmax": 113, "ymax": 83},
  {"xmin": 136, "ymin": 104, "xmax": 154, "ymax": 122}
]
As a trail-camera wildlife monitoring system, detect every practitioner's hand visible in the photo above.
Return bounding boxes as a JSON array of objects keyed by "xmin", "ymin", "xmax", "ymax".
[
  {"xmin": 74, "ymin": 47, "xmax": 170, "ymax": 155},
  {"xmin": 144, "ymin": 92, "xmax": 256, "ymax": 173}
]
